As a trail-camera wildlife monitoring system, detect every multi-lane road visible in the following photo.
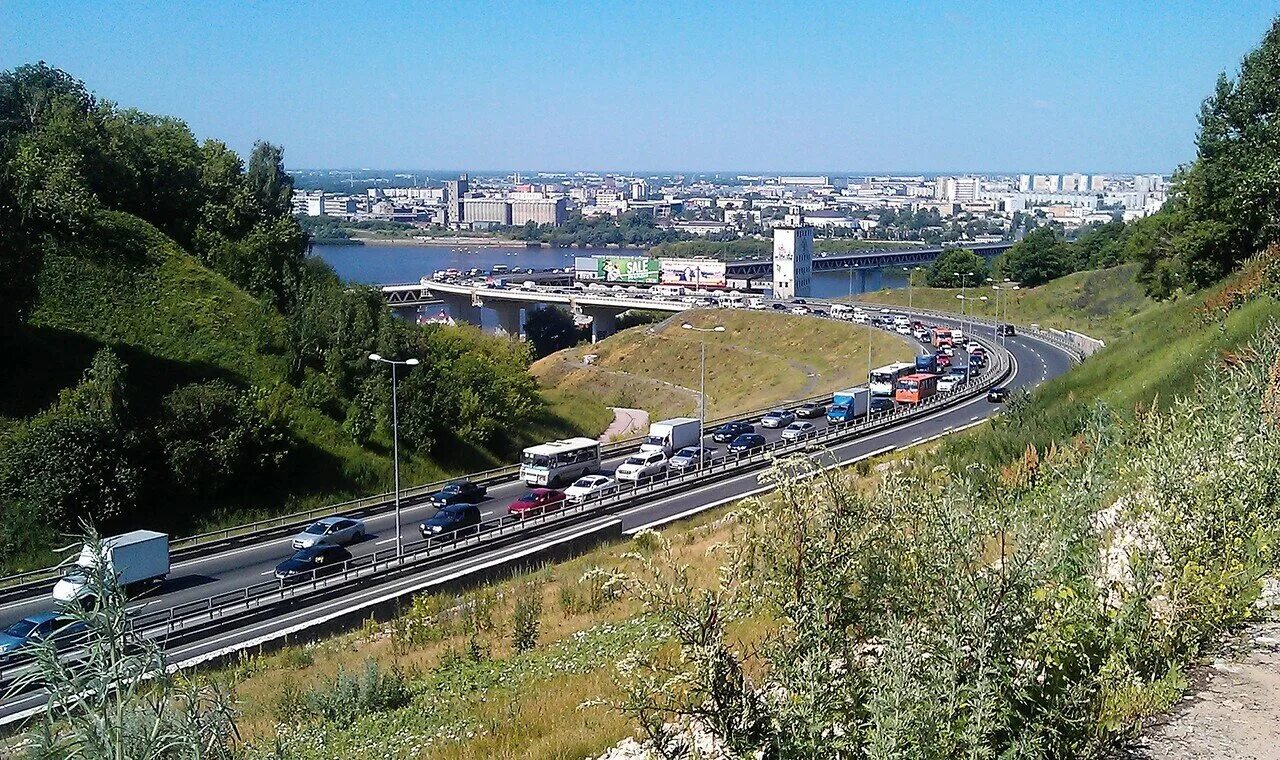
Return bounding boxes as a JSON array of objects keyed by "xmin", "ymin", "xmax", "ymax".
[{"xmin": 0, "ymin": 304, "xmax": 1078, "ymax": 723}]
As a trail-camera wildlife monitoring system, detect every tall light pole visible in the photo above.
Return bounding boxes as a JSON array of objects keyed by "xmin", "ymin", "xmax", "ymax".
[
  {"xmin": 369, "ymin": 353, "xmax": 420, "ymax": 557},
  {"xmin": 903, "ymin": 266, "xmax": 921, "ymax": 312},
  {"xmin": 953, "ymin": 270, "xmax": 975, "ymax": 335},
  {"xmin": 681, "ymin": 323, "xmax": 725, "ymax": 449}
]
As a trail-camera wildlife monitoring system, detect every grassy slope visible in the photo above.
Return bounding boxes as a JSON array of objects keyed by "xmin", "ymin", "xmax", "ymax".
[
  {"xmin": 854, "ymin": 264, "xmax": 1154, "ymax": 344},
  {"xmin": 3, "ymin": 212, "xmax": 604, "ymax": 558},
  {"xmin": 531, "ymin": 309, "xmax": 917, "ymax": 424}
]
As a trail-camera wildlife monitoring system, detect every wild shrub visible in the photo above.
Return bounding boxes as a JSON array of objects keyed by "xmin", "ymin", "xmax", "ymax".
[{"xmin": 302, "ymin": 659, "xmax": 411, "ymax": 723}]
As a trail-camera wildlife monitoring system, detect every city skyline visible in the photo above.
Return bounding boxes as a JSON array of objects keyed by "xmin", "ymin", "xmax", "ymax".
[{"xmin": 2, "ymin": 1, "xmax": 1277, "ymax": 172}]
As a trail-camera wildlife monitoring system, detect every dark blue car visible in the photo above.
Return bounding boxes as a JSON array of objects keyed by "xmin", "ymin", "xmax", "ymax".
[
  {"xmin": 274, "ymin": 545, "xmax": 352, "ymax": 582},
  {"xmin": 428, "ymin": 480, "xmax": 487, "ymax": 507},
  {"xmin": 419, "ymin": 504, "xmax": 482, "ymax": 540},
  {"xmin": 712, "ymin": 421, "xmax": 754, "ymax": 443},
  {"xmin": 0, "ymin": 611, "xmax": 86, "ymax": 664},
  {"xmin": 728, "ymin": 433, "xmax": 767, "ymax": 453}
]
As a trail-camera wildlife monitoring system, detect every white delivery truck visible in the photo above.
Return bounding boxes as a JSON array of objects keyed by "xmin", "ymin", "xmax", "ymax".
[
  {"xmin": 53, "ymin": 530, "xmax": 170, "ymax": 603},
  {"xmin": 639, "ymin": 417, "xmax": 701, "ymax": 455}
]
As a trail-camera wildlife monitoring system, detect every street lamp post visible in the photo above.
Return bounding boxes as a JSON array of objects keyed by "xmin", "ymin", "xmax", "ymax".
[
  {"xmin": 954, "ymin": 270, "xmax": 975, "ymax": 336},
  {"xmin": 904, "ymin": 266, "xmax": 921, "ymax": 311},
  {"xmin": 369, "ymin": 353, "xmax": 420, "ymax": 557},
  {"xmin": 681, "ymin": 323, "xmax": 726, "ymax": 450}
]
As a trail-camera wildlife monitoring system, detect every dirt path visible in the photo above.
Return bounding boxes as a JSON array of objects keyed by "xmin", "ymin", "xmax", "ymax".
[
  {"xmin": 599, "ymin": 407, "xmax": 650, "ymax": 443},
  {"xmin": 1120, "ymin": 620, "xmax": 1280, "ymax": 759}
]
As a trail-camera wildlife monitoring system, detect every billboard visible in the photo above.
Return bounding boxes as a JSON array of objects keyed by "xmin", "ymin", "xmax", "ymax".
[
  {"xmin": 659, "ymin": 258, "xmax": 727, "ymax": 288},
  {"xmin": 596, "ymin": 255, "xmax": 660, "ymax": 284}
]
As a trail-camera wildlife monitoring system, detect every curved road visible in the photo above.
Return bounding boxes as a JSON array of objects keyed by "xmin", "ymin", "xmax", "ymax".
[{"xmin": 0, "ymin": 308, "xmax": 1077, "ymax": 722}]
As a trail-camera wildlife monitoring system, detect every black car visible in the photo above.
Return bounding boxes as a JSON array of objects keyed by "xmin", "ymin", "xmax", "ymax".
[
  {"xmin": 420, "ymin": 504, "xmax": 482, "ymax": 539},
  {"xmin": 996, "ymin": 324, "xmax": 1016, "ymax": 336},
  {"xmin": 987, "ymin": 386, "xmax": 1011, "ymax": 403},
  {"xmin": 869, "ymin": 396, "xmax": 897, "ymax": 414},
  {"xmin": 728, "ymin": 433, "xmax": 767, "ymax": 453},
  {"xmin": 794, "ymin": 402, "xmax": 827, "ymax": 419},
  {"xmin": 712, "ymin": 421, "xmax": 755, "ymax": 443},
  {"xmin": 793, "ymin": 298, "xmax": 807, "ymax": 304},
  {"xmin": 274, "ymin": 545, "xmax": 352, "ymax": 581},
  {"xmin": 770, "ymin": 303, "xmax": 788, "ymax": 311},
  {"xmin": 428, "ymin": 480, "xmax": 487, "ymax": 507}
]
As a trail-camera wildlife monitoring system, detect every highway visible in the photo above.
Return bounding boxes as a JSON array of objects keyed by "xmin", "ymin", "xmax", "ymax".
[{"xmin": 0, "ymin": 304, "xmax": 1078, "ymax": 723}]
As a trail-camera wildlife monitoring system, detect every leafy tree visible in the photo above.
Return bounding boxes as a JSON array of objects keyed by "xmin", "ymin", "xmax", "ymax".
[
  {"xmin": 523, "ymin": 305, "xmax": 579, "ymax": 358},
  {"xmin": 999, "ymin": 227, "xmax": 1073, "ymax": 286},
  {"xmin": 924, "ymin": 248, "xmax": 990, "ymax": 288},
  {"xmin": 1073, "ymin": 219, "xmax": 1130, "ymax": 269}
]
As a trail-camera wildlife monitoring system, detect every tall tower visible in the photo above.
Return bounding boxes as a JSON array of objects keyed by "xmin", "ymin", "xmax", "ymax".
[{"xmin": 772, "ymin": 210, "xmax": 813, "ymax": 300}]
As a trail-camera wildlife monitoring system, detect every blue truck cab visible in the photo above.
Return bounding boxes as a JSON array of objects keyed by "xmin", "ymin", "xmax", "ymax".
[{"xmin": 826, "ymin": 386, "xmax": 870, "ymax": 423}]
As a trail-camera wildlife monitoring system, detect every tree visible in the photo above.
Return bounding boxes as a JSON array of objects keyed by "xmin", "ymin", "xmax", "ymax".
[
  {"xmin": 1073, "ymin": 219, "xmax": 1129, "ymax": 269},
  {"xmin": 999, "ymin": 227, "xmax": 1073, "ymax": 286},
  {"xmin": 523, "ymin": 305, "xmax": 580, "ymax": 358},
  {"xmin": 924, "ymin": 248, "xmax": 990, "ymax": 288}
]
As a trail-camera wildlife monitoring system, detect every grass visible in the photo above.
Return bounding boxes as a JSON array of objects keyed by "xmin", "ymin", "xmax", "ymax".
[
  {"xmin": 530, "ymin": 309, "xmax": 916, "ymax": 421},
  {"xmin": 853, "ymin": 264, "xmax": 1155, "ymax": 344}
]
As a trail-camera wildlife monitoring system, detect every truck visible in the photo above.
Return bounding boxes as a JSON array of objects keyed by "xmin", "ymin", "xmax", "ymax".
[
  {"xmin": 53, "ymin": 530, "xmax": 170, "ymax": 603},
  {"xmin": 826, "ymin": 386, "xmax": 870, "ymax": 424},
  {"xmin": 639, "ymin": 417, "xmax": 701, "ymax": 455},
  {"xmin": 914, "ymin": 353, "xmax": 937, "ymax": 374}
]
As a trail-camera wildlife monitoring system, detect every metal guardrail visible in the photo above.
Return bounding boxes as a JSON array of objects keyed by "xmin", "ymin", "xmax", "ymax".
[{"xmin": 0, "ymin": 335, "xmax": 1012, "ymax": 684}]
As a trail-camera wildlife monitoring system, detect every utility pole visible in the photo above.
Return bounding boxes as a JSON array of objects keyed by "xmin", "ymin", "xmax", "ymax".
[
  {"xmin": 681, "ymin": 323, "xmax": 726, "ymax": 450},
  {"xmin": 368, "ymin": 353, "xmax": 420, "ymax": 557}
]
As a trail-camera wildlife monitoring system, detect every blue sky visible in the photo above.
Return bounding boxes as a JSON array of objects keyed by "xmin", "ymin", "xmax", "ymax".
[{"xmin": 2, "ymin": 1, "xmax": 1275, "ymax": 173}]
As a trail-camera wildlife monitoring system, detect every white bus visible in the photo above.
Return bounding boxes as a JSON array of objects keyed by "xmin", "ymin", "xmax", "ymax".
[
  {"xmin": 869, "ymin": 362, "xmax": 916, "ymax": 396},
  {"xmin": 520, "ymin": 437, "xmax": 602, "ymax": 486}
]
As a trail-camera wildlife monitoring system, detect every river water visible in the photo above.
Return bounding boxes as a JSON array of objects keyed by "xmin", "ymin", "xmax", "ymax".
[{"xmin": 312, "ymin": 242, "xmax": 911, "ymax": 328}]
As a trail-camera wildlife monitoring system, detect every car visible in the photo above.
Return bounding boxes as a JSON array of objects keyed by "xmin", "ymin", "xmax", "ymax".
[
  {"xmin": 790, "ymin": 306, "xmax": 810, "ymax": 315},
  {"xmin": 428, "ymin": 480, "xmax": 487, "ymax": 507},
  {"xmin": 987, "ymin": 386, "xmax": 1011, "ymax": 403},
  {"xmin": 780, "ymin": 421, "xmax": 817, "ymax": 441},
  {"xmin": 852, "ymin": 311, "xmax": 869, "ymax": 324},
  {"xmin": 996, "ymin": 324, "xmax": 1016, "ymax": 336},
  {"xmin": 937, "ymin": 376, "xmax": 963, "ymax": 392},
  {"xmin": 0, "ymin": 612, "xmax": 87, "ymax": 663},
  {"xmin": 291, "ymin": 516, "xmax": 366, "ymax": 550},
  {"xmin": 508, "ymin": 488, "xmax": 567, "ymax": 516},
  {"xmin": 420, "ymin": 504, "xmax": 482, "ymax": 539},
  {"xmin": 869, "ymin": 396, "xmax": 897, "ymax": 414},
  {"xmin": 564, "ymin": 475, "xmax": 617, "ymax": 503},
  {"xmin": 669, "ymin": 446, "xmax": 714, "ymax": 470},
  {"xmin": 728, "ymin": 433, "xmax": 767, "ymax": 453},
  {"xmin": 274, "ymin": 545, "xmax": 352, "ymax": 582},
  {"xmin": 615, "ymin": 451, "xmax": 668, "ymax": 482},
  {"xmin": 759, "ymin": 410, "xmax": 795, "ymax": 429},
  {"xmin": 793, "ymin": 298, "xmax": 807, "ymax": 304},
  {"xmin": 770, "ymin": 303, "xmax": 788, "ymax": 311},
  {"xmin": 936, "ymin": 353, "xmax": 952, "ymax": 369},
  {"xmin": 712, "ymin": 421, "xmax": 754, "ymax": 443},
  {"xmin": 811, "ymin": 309, "xmax": 828, "ymax": 317},
  {"xmin": 794, "ymin": 402, "xmax": 827, "ymax": 419}
]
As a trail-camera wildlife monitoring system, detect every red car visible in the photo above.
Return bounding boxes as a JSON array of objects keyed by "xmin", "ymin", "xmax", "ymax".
[
  {"xmin": 936, "ymin": 353, "xmax": 952, "ymax": 369},
  {"xmin": 507, "ymin": 488, "xmax": 566, "ymax": 516}
]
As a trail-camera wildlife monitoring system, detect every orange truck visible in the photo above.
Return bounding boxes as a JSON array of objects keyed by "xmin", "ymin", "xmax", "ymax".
[
  {"xmin": 894, "ymin": 373, "xmax": 940, "ymax": 404},
  {"xmin": 933, "ymin": 328, "xmax": 953, "ymax": 348}
]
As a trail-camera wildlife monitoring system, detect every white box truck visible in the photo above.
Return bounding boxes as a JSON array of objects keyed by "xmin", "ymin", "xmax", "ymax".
[
  {"xmin": 53, "ymin": 530, "xmax": 170, "ymax": 603},
  {"xmin": 640, "ymin": 417, "xmax": 701, "ymax": 455}
]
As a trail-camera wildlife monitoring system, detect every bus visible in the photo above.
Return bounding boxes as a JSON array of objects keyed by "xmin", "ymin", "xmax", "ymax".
[
  {"xmin": 933, "ymin": 328, "xmax": 954, "ymax": 348},
  {"xmin": 869, "ymin": 362, "xmax": 916, "ymax": 396},
  {"xmin": 894, "ymin": 373, "xmax": 939, "ymax": 405},
  {"xmin": 520, "ymin": 437, "xmax": 602, "ymax": 486}
]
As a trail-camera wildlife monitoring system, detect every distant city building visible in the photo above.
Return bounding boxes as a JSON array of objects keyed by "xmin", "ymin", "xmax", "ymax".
[
  {"xmin": 628, "ymin": 179, "xmax": 649, "ymax": 200},
  {"xmin": 777, "ymin": 176, "xmax": 830, "ymax": 186},
  {"xmin": 462, "ymin": 197, "xmax": 511, "ymax": 227},
  {"xmin": 1031, "ymin": 174, "xmax": 1060, "ymax": 192},
  {"xmin": 511, "ymin": 197, "xmax": 567, "ymax": 226},
  {"xmin": 1089, "ymin": 174, "xmax": 1108, "ymax": 192},
  {"xmin": 772, "ymin": 210, "xmax": 813, "ymax": 299},
  {"xmin": 444, "ymin": 173, "xmax": 470, "ymax": 227},
  {"xmin": 1018, "ymin": 174, "xmax": 1031, "ymax": 192},
  {"xmin": 1061, "ymin": 173, "xmax": 1088, "ymax": 192}
]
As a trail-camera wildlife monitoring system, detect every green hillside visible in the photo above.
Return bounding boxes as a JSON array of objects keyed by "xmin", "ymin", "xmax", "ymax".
[{"xmin": 854, "ymin": 264, "xmax": 1154, "ymax": 344}]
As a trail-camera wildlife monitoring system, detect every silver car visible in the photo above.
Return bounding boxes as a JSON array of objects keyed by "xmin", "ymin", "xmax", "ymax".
[{"xmin": 291, "ymin": 516, "xmax": 366, "ymax": 550}]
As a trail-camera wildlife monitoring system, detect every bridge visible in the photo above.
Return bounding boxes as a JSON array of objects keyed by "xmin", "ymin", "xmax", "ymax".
[{"xmin": 725, "ymin": 241, "xmax": 1014, "ymax": 279}]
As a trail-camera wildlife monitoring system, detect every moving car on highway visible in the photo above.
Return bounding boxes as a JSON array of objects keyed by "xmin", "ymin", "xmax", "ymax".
[
  {"xmin": 669, "ymin": 446, "xmax": 715, "ymax": 471},
  {"xmin": 428, "ymin": 481, "xmax": 487, "ymax": 507},
  {"xmin": 274, "ymin": 545, "xmax": 352, "ymax": 582},
  {"xmin": 794, "ymin": 402, "xmax": 827, "ymax": 419},
  {"xmin": 615, "ymin": 451, "xmax": 668, "ymax": 482},
  {"xmin": 292, "ymin": 516, "xmax": 366, "ymax": 551},
  {"xmin": 0, "ymin": 612, "xmax": 86, "ymax": 664},
  {"xmin": 712, "ymin": 421, "xmax": 754, "ymax": 443},
  {"xmin": 420, "ymin": 504, "xmax": 482, "ymax": 539},
  {"xmin": 987, "ymin": 386, "xmax": 1011, "ymax": 403},
  {"xmin": 780, "ymin": 421, "xmax": 817, "ymax": 441},
  {"xmin": 508, "ymin": 488, "xmax": 567, "ymax": 516},
  {"xmin": 564, "ymin": 475, "xmax": 618, "ymax": 503},
  {"xmin": 728, "ymin": 433, "xmax": 767, "ymax": 453},
  {"xmin": 760, "ymin": 409, "xmax": 795, "ymax": 429}
]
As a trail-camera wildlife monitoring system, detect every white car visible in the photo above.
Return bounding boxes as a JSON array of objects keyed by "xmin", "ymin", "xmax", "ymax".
[
  {"xmin": 291, "ymin": 516, "xmax": 366, "ymax": 550},
  {"xmin": 615, "ymin": 451, "xmax": 668, "ymax": 482},
  {"xmin": 952, "ymin": 329, "xmax": 966, "ymax": 342},
  {"xmin": 564, "ymin": 475, "xmax": 618, "ymax": 503},
  {"xmin": 790, "ymin": 306, "xmax": 810, "ymax": 315},
  {"xmin": 852, "ymin": 311, "xmax": 869, "ymax": 324},
  {"xmin": 780, "ymin": 421, "xmax": 817, "ymax": 441},
  {"xmin": 937, "ymin": 375, "xmax": 964, "ymax": 392},
  {"xmin": 895, "ymin": 325, "xmax": 912, "ymax": 334}
]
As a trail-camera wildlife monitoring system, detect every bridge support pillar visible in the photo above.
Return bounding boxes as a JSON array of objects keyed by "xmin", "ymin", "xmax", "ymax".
[
  {"xmin": 492, "ymin": 302, "xmax": 523, "ymax": 339},
  {"xmin": 441, "ymin": 295, "xmax": 482, "ymax": 327},
  {"xmin": 581, "ymin": 307, "xmax": 622, "ymax": 343},
  {"xmin": 858, "ymin": 268, "xmax": 883, "ymax": 293}
]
